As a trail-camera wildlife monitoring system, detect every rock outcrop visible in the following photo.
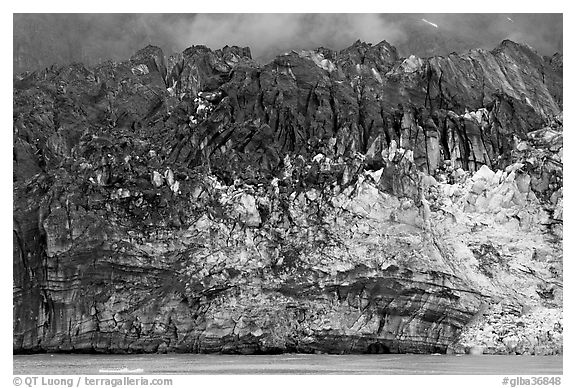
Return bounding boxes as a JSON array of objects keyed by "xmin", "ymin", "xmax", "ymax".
[{"xmin": 13, "ymin": 40, "xmax": 562, "ymax": 354}]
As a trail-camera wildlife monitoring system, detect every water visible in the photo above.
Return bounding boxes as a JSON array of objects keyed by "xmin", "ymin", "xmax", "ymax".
[{"xmin": 13, "ymin": 354, "xmax": 562, "ymax": 375}]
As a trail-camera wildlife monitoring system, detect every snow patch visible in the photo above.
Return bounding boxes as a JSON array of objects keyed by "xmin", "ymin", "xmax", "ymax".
[
  {"xmin": 131, "ymin": 64, "xmax": 149, "ymax": 76},
  {"xmin": 421, "ymin": 19, "xmax": 439, "ymax": 28},
  {"xmin": 400, "ymin": 55, "xmax": 423, "ymax": 73}
]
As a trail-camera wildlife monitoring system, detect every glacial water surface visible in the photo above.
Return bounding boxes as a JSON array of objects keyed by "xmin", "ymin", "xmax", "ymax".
[{"xmin": 13, "ymin": 354, "xmax": 562, "ymax": 375}]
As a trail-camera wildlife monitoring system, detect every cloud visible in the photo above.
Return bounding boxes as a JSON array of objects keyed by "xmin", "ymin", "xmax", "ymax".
[
  {"xmin": 414, "ymin": 13, "xmax": 562, "ymax": 55},
  {"xmin": 13, "ymin": 13, "xmax": 562, "ymax": 74},
  {"xmin": 139, "ymin": 14, "xmax": 407, "ymax": 61},
  {"xmin": 13, "ymin": 14, "xmax": 407, "ymax": 72}
]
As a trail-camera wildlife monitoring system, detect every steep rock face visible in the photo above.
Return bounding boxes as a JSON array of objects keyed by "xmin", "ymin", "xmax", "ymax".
[{"xmin": 13, "ymin": 40, "xmax": 562, "ymax": 354}]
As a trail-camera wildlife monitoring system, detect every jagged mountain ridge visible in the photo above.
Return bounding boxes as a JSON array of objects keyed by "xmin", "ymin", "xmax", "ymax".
[{"xmin": 13, "ymin": 39, "xmax": 563, "ymax": 354}]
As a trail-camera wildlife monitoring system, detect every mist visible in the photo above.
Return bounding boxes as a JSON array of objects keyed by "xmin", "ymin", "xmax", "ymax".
[{"xmin": 13, "ymin": 13, "xmax": 562, "ymax": 74}]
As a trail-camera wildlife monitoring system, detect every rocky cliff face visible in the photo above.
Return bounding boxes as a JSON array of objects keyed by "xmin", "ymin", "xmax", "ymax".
[{"xmin": 13, "ymin": 39, "xmax": 562, "ymax": 354}]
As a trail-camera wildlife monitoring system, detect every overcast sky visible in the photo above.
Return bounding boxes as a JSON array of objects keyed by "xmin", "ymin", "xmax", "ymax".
[{"xmin": 13, "ymin": 14, "xmax": 563, "ymax": 74}]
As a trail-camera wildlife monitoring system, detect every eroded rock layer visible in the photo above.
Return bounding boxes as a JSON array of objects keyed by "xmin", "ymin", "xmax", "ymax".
[{"xmin": 13, "ymin": 40, "xmax": 562, "ymax": 354}]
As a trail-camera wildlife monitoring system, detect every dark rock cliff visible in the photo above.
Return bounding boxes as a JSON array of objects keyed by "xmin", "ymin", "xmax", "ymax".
[{"xmin": 13, "ymin": 39, "xmax": 562, "ymax": 354}]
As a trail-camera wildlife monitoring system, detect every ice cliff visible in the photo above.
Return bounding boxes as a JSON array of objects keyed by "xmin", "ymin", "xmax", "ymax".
[{"xmin": 13, "ymin": 39, "xmax": 562, "ymax": 354}]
